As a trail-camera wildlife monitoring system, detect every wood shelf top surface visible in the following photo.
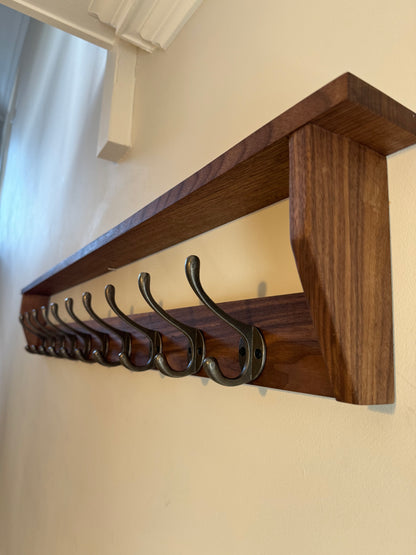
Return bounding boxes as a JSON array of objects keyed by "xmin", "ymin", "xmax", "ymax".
[{"xmin": 23, "ymin": 73, "xmax": 416, "ymax": 296}]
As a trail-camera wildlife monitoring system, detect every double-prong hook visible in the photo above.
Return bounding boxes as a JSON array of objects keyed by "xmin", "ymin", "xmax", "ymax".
[
  {"xmin": 49, "ymin": 302, "xmax": 92, "ymax": 362},
  {"xmin": 19, "ymin": 313, "xmax": 50, "ymax": 355},
  {"xmin": 185, "ymin": 255, "xmax": 266, "ymax": 387},
  {"xmin": 41, "ymin": 305, "xmax": 76, "ymax": 360},
  {"xmin": 105, "ymin": 284, "xmax": 162, "ymax": 371},
  {"xmin": 65, "ymin": 297, "xmax": 109, "ymax": 364},
  {"xmin": 30, "ymin": 308, "xmax": 64, "ymax": 357},
  {"xmin": 138, "ymin": 273, "xmax": 205, "ymax": 377},
  {"xmin": 82, "ymin": 291, "xmax": 129, "ymax": 368}
]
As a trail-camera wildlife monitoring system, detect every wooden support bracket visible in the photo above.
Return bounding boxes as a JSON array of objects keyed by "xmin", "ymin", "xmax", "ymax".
[
  {"xmin": 19, "ymin": 73, "xmax": 416, "ymax": 404},
  {"xmin": 290, "ymin": 125, "xmax": 394, "ymax": 404}
]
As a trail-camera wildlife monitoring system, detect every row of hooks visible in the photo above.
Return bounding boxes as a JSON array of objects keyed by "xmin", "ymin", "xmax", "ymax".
[{"xmin": 20, "ymin": 256, "xmax": 266, "ymax": 387}]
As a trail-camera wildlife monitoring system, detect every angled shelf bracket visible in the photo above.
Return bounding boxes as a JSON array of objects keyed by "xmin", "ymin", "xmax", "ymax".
[{"xmin": 20, "ymin": 73, "xmax": 416, "ymax": 404}]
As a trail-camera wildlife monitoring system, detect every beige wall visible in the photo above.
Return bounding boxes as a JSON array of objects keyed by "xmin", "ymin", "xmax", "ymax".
[{"xmin": 0, "ymin": 1, "xmax": 415, "ymax": 553}]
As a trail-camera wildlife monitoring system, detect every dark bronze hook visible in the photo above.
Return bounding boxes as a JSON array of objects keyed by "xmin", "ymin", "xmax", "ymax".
[
  {"xmin": 138, "ymin": 272, "xmax": 205, "ymax": 377},
  {"xmin": 65, "ymin": 297, "xmax": 109, "ymax": 364},
  {"xmin": 82, "ymin": 291, "xmax": 129, "ymax": 368},
  {"xmin": 185, "ymin": 255, "xmax": 266, "ymax": 387},
  {"xmin": 19, "ymin": 313, "xmax": 49, "ymax": 355},
  {"xmin": 41, "ymin": 305, "xmax": 76, "ymax": 360},
  {"xmin": 104, "ymin": 284, "xmax": 162, "ymax": 371},
  {"xmin": 30, "ymin": 308, "xmax": 64, "ymax": 357},
  {"xmin": 49, "ymin": 302, "xmax": 93, "ymax": 362}
]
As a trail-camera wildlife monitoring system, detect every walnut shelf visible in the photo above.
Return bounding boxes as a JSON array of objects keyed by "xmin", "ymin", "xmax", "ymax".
[{"xmin": 21, "ymin": 73, "xmax": 416, "ymax": 404}]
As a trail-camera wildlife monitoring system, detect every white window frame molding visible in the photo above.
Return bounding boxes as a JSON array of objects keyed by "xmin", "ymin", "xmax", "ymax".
[
  {"xmin": 0, "ymin": 0, "xmax": 203, "ymax": 162},
  {"xmin": 97, "ymin": 39, "xmax": 137, "ymax": 162},
  {"xmin": 88, "ymin": 0, "xmax": 202, "ymax": 53}
]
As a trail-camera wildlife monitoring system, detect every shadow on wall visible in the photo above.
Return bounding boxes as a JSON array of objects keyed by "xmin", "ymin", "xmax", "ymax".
[{"xmin": 258, "ymin": 281, "xmax": 267, "ymax": 297}]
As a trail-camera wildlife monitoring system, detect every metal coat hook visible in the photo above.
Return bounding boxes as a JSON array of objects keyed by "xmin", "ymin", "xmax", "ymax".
[
  {"xmin": 65, "ymin": 297, "xmax": 109, "ymax": 364},
  {"xmin": 82, "ymin": 291, "xmax": 129, "ymax": 368},
  {"xmin": 19, "ymin": 313, "xmax": 49, "ymax": 355},
  {"xmin": 41, "ymin": 305, "xmax": 75, "ymax": 360},
  {"xmin": 185, "ymin": 255, "xmax": 266, "ymax": 387},
  {"xmin": 30, "ymin": 308, "xmax": 64, "ymax": 357},
  {"xmin": 105, "ymin": 284, "xmax": 162, "ymax": 371},
  {"xmin": 138, "ymin": 272, "xmax": 205, "ymax": 377},
  {"xmin": 50, "ymin": 302, "xmax": 93, "ymax": 362}
]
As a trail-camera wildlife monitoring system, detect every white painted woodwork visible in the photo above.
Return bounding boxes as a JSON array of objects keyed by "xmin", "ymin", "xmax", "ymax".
[
  {"xmin": 88, "ymin": 0, "xmax": 203, "ymax": 52},
  {"xmin": 0, "ymin": 0, "xmax": 203, "ymax": 162},
  {"xmin": 97, "ymin": 40, "xmax": 137, "ymax": 162},
  {"xmin": 0, "ymin": 0, "xmax": 115, "ymax": 48},
  {"xmin": 0, "ymin": 0, "xmax": 203, "ymax": 51}
]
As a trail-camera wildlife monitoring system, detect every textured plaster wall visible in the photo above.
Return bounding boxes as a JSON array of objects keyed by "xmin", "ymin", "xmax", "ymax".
[{"xmin": 0, "ymin": 1, "xmax": 415, "ymax": 553}]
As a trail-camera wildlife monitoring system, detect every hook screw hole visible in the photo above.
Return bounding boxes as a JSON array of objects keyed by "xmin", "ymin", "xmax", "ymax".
[
  {"xmin": 239, "ymin": 346, "xmax": 246, "ymax": 357},
  {"xmin": 255, "ymin": 348, "xmax": 262, "ymax": 360}
]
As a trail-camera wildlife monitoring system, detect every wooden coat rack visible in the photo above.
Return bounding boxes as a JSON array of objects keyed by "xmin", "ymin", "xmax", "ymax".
[{"xmin": 20, "ymin": 73, "xmax": 416, "ymax": 404}]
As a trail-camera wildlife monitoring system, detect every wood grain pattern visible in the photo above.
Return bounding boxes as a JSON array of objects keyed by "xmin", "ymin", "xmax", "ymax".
[
  {"xmin": 22, "ymin": 73, "xmax": 416, "ymax": 296},
  {"xmin": 19, "ymin": 73, "xmax": 407, "ymax": 404},
  {"xmin": 289, "ymin": 124, "xmax": 394, "ymax": 404},
  {"xmin": 19, "ymin": 293, "xmax": 334, "ymax": 399}
]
